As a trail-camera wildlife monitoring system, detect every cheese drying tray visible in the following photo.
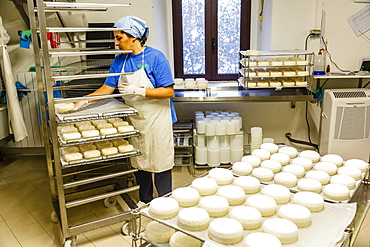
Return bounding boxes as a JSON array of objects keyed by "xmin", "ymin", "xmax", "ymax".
[
  {"xmin": 140, "ymin": 184, "xmax": 357, "ymax": 247},
  {"xmin": 56, "ymin": 98, "xmax": 138, "ymax": 123}
]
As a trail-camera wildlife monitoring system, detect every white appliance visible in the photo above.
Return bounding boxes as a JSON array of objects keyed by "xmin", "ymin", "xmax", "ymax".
[{"xmin": 319, "ymin": 88, "xmax": 370, "ymax": 161}]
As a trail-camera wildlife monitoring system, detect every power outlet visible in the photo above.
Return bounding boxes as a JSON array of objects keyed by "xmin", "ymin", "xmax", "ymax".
[{"xmin": 310, "ymin": 29, "xmax": 321, "ymax": 36}]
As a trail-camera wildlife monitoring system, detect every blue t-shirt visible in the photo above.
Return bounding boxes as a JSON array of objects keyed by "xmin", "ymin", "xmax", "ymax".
[{"xmin": 105, "ymin": 46, "xmax": 177, "ymax": 123}]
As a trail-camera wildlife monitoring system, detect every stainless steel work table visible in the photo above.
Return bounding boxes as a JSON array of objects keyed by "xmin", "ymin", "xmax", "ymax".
[{"xmin": 173, "ymin": 82, "xmax": 314, "ymax": 102}]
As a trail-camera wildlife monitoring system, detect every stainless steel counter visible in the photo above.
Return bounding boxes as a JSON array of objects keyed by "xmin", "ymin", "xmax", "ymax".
[{"xmin": 173, "ymin": 82, "xmax": 314, "ymax": 102}]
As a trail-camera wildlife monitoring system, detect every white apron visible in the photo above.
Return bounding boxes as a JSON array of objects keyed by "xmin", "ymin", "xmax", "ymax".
[{"xmin": 119, "ymin": 52, "xmax": 174, "ymax": 173}]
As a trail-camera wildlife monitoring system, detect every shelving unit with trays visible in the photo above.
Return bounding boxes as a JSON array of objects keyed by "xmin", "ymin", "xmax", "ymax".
[
  {"xmin": 27, "ymin": 1, "xmax": 142, "ymax": 246},
  {"xmin": 239, "ymin": 50, "xmax": 314, "ymax": 92},
  {"xmin": 173, "ymin": 122, "xmax": 194, "ymax": 175}
]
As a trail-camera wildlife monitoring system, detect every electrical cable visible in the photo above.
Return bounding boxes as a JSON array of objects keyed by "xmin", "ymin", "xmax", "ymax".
[
  {"xmin": 363, "ymin": 80, "xmax": 370, "ymax": 88},
  {"xmin": 305, "ymin": 101, "xmax": 312, "ymax": 144},
  {"xmin": 321, "ymin": 36, "xmax": 353, "ymax": 73},
  {"xmin": 285, "ymin": 133, "xmax": 319, "ymax": 151}
]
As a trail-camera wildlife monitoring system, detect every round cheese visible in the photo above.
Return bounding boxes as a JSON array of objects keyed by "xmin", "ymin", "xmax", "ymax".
[
  {"xmin": 177, "ymin": 207, "xmax": 210, "ymax": 231},
  {"xmin": 337, "ymin": 166, "xmax": 362, "ymax": 181},
  {"xmin": 260, "ymin": 143, "xmax": 279, "ymax": 154},
  {"xmin": 305, "ymin": 170, "xmax": 330, "ymax": 185},
  {"xmin": 208, "ymin": 168, "xmax": 234, "ymax": 185},
  {"xmin": 278, "ymin": 204, "xmax": 312, "ymax": 228},
  {"xmin": 208, "ymin": 218, "xmax": 244, "ymax": 245},
  {"xmin": 233, "ymin": 176, "xmax": 260, "ymax": 194},
  {"xmin": 169, "ymin": 231, "xmax": 201, "ymax": 247},
  {"xmin": 241, "ymin": 155, "xmax": 261, "ymax": 168},
  {"xmin": 191, "ymin": 177, "xmax": 218, "ymax": 196},
  {"xmin": 217, "ymin": 185, "xmax": 246, "ymax": 206},
  {"xmin": 283, "ymin": 164, "xmax": 305, "ymax": 178},
  {"xmin": 148, "ymin": 197, "xmax": 179, "ymax": 219},
  {"xmin": 278, "ymin": 146, "xmax": 298, "ymax": 159},
  {"xmin": 251, "ymin": 149, "xmax": 271, "ymax": 161},
  {"xmin": 344, "ymin": 159, "xmax": 369, "ymax": 173},
  {"xmin": 314, "ymin": 161, "xmax": 338, "ymax": 176},
  {"xmin": 232, "ymin": 161, "xmax": 253, "ymax": 176},
  {"xmin": 145, "ymin": 221, "xmax": 175, "ymax": 243},
  {"xmin": 262, "ymin": 218, "xmax": 298, "ymax": 244},
  {"xmin": 261, "ymin": 160, "xmax": 282, "ymax": 173},
  {"xmin": 323, "ymin": 184, "xmax": 350, "ymax": 201},
  {"xmin": 321, "ymin": 154, "xmax": 344, "ymax": 167},
  {"xmin": 330, "ymin": 174, "xmax": 356, "ymax": 190},
  {"xmin": 230, "ymin": 206, "xmax": 262, "ymax": 230},
  {"xmin": 292, "ymin": 191, "xmax": 324, "ymax": 212},
  {"xmin": 246, "ymin": 194, "xmax": 277, "ymax": 217},
  {"xmin": 198, "ymin": 195, "xmax": 229, "ymax": 217},
  {"xmin": 299, "ymin": 150, "xmax": 320, "ymax": 163},
  {"xmin": 252, "ymin": 167, "xmax": 274, "ymax": 182},
  {"xmin": 297, "ymin": 178, "xmax": 322, "ymax": 193},
  {"xmin": 171, "ymin": 187, "xmax": 200, "ymax": 207},
  {"xmin": 270, "ymin": 153, "xmax": 291, "ymax": 166},
  {"xmin": 261, "ymin": 184, "xmax": 291, "ymax": 204},
  {"xmin": 274, "ymin": 172, "xmax": 297, "ymax": 187}
]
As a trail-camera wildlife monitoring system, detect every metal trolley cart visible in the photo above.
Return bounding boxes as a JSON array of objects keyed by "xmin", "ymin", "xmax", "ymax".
[{"xmin": 27, "ymin": 1, "xmax": 142, "ymax": 246}]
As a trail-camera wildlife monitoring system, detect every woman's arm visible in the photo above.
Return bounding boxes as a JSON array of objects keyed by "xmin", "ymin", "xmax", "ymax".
[
  {"xmin": 86, "ymin": 84, "xmax": 116, "ymax": 102},
  {"xmin": 144, "ymin": 85, "xmax": 174, "ymax": 99}
]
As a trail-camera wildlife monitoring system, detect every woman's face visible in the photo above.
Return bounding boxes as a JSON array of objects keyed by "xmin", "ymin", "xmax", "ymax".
[{"xmin": 114, "ymin": 31, "xmax": 135, "ymax": 50}]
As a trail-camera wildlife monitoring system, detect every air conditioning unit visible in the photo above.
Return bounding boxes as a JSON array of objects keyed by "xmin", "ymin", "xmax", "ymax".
[{"xmin": 319, "ymin": 88, "xmax": 370, "ymax": 161}]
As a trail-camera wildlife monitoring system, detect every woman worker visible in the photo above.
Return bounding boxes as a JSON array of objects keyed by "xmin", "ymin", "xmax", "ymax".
[{"xmin": 73, "ymin": 15, "xmax": 177, "ymax": 204}]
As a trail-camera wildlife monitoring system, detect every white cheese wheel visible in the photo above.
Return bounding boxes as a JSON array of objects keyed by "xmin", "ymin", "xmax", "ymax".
[
  {"xmin": 118, "ymin": 144, "xmax": 134, "ymax": 153},
  {"xmin": 278, "ymin": 146, "xmax": 298, "ymax": 159},
  {"xmin": 97, "ymin": 123, "xmax": 114, "ymax": 130},
  {"xmin": 297, "ymin": 178, "xmax": 322, "ymax": 193},
  {"xmin": 270, "ymin": 153, "xmax": 290, "ymax": 166},
  {"xmin": 191, "ymin": 177, "xmax": 218, "ymax": 196},
  {"xmin": 148, "ymin": 197, "xmax": 179, "ymax": 219},
  {"xmin": 252, "ymin": 167, "xmax": 274, "ymax": 182},
  {"xmin": 81, "ymin": 130, "xmax": 100, "ymax": 138},
  {"xmin": 337, "ymin": 166, "xmax": 362, "ymax": 181},
  {"xmin": 305, "ymin": 170, "xmax": 330, "ymax": 185},
  {"xmin": 299, "ymin": 150, "xmax": 320, "ymax": 163},
  {"xmin": 283, "ymin": 164, "xmax": 305, "ymax": 178},
  {"xmin": 274, "ymin": 172, "xmax": 297, "ymax": 187},
  {"xmin": 177, "ymin": 207, "xmax": 210, "ymax": 231},
  {"xmin": 198, "ymin": 195, "xmax": 229, "ymax": 217},
  {"xmin": 145, "ymin": 221, "xmax": 175, "ymax": 243},
  {"xmin": 230, "ymin": 206, "xmax": 262, "ymax": 230},
  {"xmin": 55, "ymin": 103, "xmax": 74, "ymax": 113},
  {"xmin": 261, "ymin": 160, "xmax": 282, "ymax": 173},
  {"xmin": 208, "ymin": 168, "xmax": 234, "ymax": 185},
  {"xmin": 64, "ymin": 152, "xmax": 83, "ymax": 162},
  {"xmin": 344, "ymin": 159, "xmax": 369, "ymax": 173},
  {"xmin": 208, "ymin": 218, "xmax": 244, "ymax": 245},
  {"xmin": 232, "ymin": 161, "xmax": 253, "ymax": 176},
  {"xmin": 62, "ymin": 132, "xmax": 81, "ymax": 141},
  {"xmin": 83, "ymin": 150, "xmax": 101, "ymax": 159},
  {"xmin": 233, "ymin": 176, "xmax": 260, "ymax": 194},
  {"xmin": 291, "ymin": 157, "xmax": 313, "ymax": 171},
  {"xmin": 330, "ymin": 174, "xmax": 356, "ymax": 190},
  {"xmin": 260, "ymin": 143, "xmax": 279, "ymax": 154},
  {"xmin": 323, "ymin": 184, "xmax": 350, "ymax": 201},
  {"xmin": 292, "ymin": 191, "xmax": 324, "ymax": 212},
  {"xmin": 217, "ymin": 185, "xmax": 246, "ymax": 206},
  {"xmin": 252, "ymin": 149, "xmax": 271, "ymax": 161},
  {"xmin": 241, "ymin": 155, "xmax": 261, "ymax": 168},
  {"xmin": 100, "ymin": 127, "xmax": 118, "ymax": 136},
  {"xmin": 314, "ymin": 161, "xmax": 338, "ymax": 176},
  {"xmin": 261, "ymin": 184, "xmax": 291, "ymax": 204},
  {"xmin": 278, "ymin": 204, "xmax": 312, "ymax": 228},
  {"xmin": 101, "ymin": 147, "xmax": 118, "ymax": 156},
  {"xmin": 171, "ymin": 187, "xmax": 200, "ymax": 207},
  {"xmin": 246, "ymin": 194, "xmax": 277, "ymax": 217},
  {"xmin": 118, "ymin": 125, "xmax": 135, "ymax": 133},
  {"xmin": 244, "ymin": 232, "xmax": 282, "ymax": 247},
  {"xmin": 169, "ymin": 231, "xmax": 201, "ymax": 247},
  {"xmin": 262, "ymin": 218, "xmax": 298, "ymax": 244}
]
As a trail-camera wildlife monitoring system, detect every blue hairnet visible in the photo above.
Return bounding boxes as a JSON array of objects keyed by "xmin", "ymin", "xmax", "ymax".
[{"xmin": 114, "ymin": 15, "xmax": 149, "ymax": 40}]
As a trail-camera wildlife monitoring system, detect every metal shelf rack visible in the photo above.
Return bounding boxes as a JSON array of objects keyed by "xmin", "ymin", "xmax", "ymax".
[{"xmin": 27, "ymin": 1, "xmax": 140, "ymax": 247}]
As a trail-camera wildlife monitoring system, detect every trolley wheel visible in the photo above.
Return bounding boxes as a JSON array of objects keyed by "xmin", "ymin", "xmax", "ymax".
[
  {"xmin": 104, "ymin": 196, "xmax": 117, "ymax": 208},
  {"xmin": 121, "ymin": 221, "xmax": 131, "ymax": 235},
  {"xmin": 64, "ymin": 238, "xmax": 76, "ymax": 247},
  {"xmin": 50, "ymin": 211, "xmax": 58, "ymax": 223}
]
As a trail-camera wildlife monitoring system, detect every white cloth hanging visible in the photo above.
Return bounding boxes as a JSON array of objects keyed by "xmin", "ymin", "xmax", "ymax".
[{"xmin": 1, "ymin": 17, "xmax": 28, "ymax": 142}]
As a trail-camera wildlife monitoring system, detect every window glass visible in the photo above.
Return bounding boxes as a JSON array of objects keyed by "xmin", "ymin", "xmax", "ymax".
[
  {"xmin": 182, "ymin": 0, "xmax": 205, "ymax": 75},
  {"xmin": 218, "ymin": 0, "xmax": 241, "ymax": 74}
]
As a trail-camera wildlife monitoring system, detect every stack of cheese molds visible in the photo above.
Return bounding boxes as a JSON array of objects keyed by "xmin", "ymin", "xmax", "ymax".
[{"xmin": 194, "ymin": 111, "xmax": 243, "ymax": 166}]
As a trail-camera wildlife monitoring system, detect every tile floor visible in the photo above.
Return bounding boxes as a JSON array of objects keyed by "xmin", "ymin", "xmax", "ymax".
[{"xmin": 0, "ymin": 154, "xmax": 369, "ymax": 247}]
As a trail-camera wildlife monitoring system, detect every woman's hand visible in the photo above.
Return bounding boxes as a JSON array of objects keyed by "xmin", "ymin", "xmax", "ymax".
[
  {"xmin": 73, "ymin": 100, "xmax": 88, "ymax": 111},
  {"xmin": 119, "ymin": 83, "xmax": 146, "ymax": 96}
]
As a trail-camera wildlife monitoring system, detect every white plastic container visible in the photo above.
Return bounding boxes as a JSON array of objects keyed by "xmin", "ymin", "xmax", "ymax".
[
  {"xmin": 207, "ymin": 136, "xmax": 219, "ymax": 149},
  {"xmin": 230, "ymin": 148, "xmax": 244, "ymax": 164},
  {"xmin": 195, "ymin": 146, "xmax": 207, "ymax": 165},
  {"xmin": 220, "ymin": 147, "xmax": 231, "ymax": 164},
  {"xmin": 207, "ymin": 148, "xmax": 220, "ymax": 167}
]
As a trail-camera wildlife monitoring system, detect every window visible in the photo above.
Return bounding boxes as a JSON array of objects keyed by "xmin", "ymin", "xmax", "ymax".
[{"xmin": 172, "ymin": 0, "xmax": 251, "ymax": 81}]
